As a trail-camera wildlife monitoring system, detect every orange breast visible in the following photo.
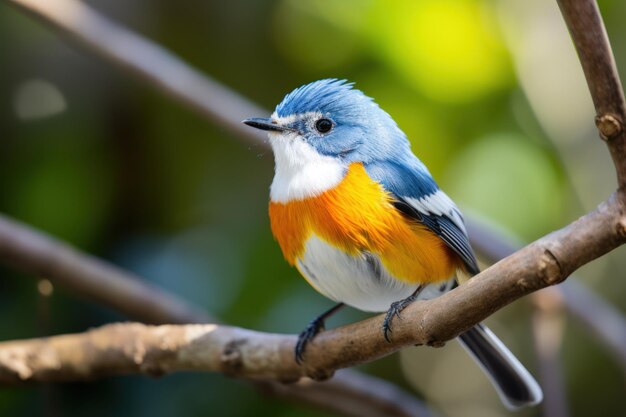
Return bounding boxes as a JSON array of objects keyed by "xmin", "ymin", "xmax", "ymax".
[{"xmin": 269, "ymin": 163, "xmax": 459, "ymax": 284}]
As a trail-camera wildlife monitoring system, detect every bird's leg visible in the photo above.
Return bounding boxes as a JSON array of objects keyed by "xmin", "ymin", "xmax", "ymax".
[
  {"xmin": 295, "ymin": 303, "xmax": 345, "ymax": 364},
  {"xmin": 382, "ymin": 285, "xmax": 424, "ymax": 342}
]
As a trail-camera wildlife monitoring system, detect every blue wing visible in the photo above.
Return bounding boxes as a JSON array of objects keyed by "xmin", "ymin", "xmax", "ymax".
[{"xmin": 366, "ymin": 159, "xmax": 480, "ymax": 275}]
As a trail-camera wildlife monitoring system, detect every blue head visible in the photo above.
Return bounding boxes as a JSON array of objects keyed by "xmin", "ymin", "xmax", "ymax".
[{"xmin": 243, "ymin": 79, "xmax": 411, "ymax": 164}]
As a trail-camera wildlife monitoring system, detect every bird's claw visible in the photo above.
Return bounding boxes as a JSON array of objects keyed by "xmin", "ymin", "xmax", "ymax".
[
  {"xmin": 382, "ymin": 318, "xmax": 393, "ymax": 343},
  {"xmin": 382, "ymin": 295, "xmax": 418, "ymax": 342},
  {"xmin": 295, "ymin": 318, "xmax": 325, "ymax": 364}
]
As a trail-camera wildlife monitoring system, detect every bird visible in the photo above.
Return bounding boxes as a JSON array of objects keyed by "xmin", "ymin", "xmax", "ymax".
[{"xmin": 243, "ymin": 79, "xmax": 543, "ymax": 410}]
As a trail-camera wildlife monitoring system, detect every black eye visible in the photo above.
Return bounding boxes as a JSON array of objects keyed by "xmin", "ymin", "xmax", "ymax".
[{"xmin": 315, "ymin": 118, "xmax": 333, "ymax": 133}]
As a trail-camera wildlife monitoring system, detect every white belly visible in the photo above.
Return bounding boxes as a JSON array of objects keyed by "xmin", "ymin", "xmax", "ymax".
[{"xmin": 296, "ymin": 235, "xmax": 454, "ymax": 312}]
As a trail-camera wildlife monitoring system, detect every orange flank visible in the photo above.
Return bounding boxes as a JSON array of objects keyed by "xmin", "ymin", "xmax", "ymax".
[{"xmin": 268, "ymin": 163, "xmax": 460, "ymax": 284}]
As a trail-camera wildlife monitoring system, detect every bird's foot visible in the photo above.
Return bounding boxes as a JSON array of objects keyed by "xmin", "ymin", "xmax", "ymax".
[
  {"xmin": 382, "ymin": 286, "xmax": 423, "ymax": 342},
  {"xmin": 295, "ymin": 317, "xmax": 325, "ymax": 364},
  {"xmin": 295, "ymin": 303, "xmax": 345, "ymax": 364}
]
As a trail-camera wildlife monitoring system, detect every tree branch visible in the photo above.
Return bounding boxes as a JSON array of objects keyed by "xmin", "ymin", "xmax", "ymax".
[
  {"xmin": 0, "ymin": 196, "xmax": 624, "ymax": 384},
  {"xmin": 557, "ymin": 0, "xmax": 626, "ymax": 186},
  {"xmin": 0, "ymin": 319, "xmax": 432, "ymax": 416}
]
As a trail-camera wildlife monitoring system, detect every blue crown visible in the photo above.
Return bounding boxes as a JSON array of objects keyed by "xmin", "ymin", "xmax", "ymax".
[{"xmin": 275, "ymin": 79, "xmax": 374, "ymax": 118}]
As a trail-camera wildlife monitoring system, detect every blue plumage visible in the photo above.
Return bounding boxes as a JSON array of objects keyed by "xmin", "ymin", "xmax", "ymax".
[
  {"xmin": 274, "ymin": 79, "xmax": 410, "ymax": 164},
  {"xmin": 364, "ymin": 158, "xmax": 438, "ymax": 201},
  {"xmin": 275, "ymin": 79, "xmax": 369, "ymax": 118},
  {"xmin": 366, "ymin": 159, "xmax": 479, "ymax": 275}
]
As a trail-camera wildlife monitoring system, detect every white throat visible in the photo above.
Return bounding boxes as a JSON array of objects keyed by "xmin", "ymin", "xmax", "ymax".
[{"xmin": 269, "ymin": 132, "xmax": 346, "ymax": 203}]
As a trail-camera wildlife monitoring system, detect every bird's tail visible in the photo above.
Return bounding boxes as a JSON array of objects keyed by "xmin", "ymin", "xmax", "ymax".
[{"xmin": 458, "ymin": 323, "xmax": 543, "ymax": 410}]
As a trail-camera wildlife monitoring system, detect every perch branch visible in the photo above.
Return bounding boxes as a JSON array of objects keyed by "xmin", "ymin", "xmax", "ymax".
[{"xmin": 0, "ymin": 195, "xmax": 624, "ymax": 383}]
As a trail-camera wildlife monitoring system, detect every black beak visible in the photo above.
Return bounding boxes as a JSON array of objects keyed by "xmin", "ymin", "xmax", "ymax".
[{"xmin": 242, "ymin": 117, "xmax": 291, "ymax": 132}]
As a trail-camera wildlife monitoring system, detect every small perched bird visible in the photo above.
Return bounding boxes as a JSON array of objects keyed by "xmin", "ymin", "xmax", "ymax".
[{"xmin": 243, "ymin": 79, "xmax": 542, "ymax": 409}]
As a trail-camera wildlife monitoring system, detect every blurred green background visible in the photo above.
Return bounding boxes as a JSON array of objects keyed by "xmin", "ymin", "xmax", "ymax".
[{"xmin": 1, "ymin": 0, "xmax": 625, "ymax": 416}]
